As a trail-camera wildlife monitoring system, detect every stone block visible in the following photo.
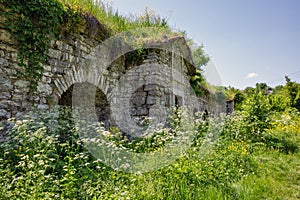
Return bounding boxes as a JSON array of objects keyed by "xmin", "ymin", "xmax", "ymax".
[
  {"xmin": 146, "ymin": 96, "xmax": 156, "ymax": 105},
  {"xmin": 0, "ymin": 100, "xmax": 20, "ymax": 109},
  {"xmin": 0, "ymin": 58, "xmax": 8, "ymax": 66},
  {"xmin": 0, "ymin": 50, "xmax": 4, "ymax": 57},
  {"xmin": 15, "ymin": 80, "xmax": 29, "ymax": 88},
  {"xmin": 12, "ymin": 94, "xmax": 24, "ymax": 101},
  {"xmin": 144, "ymin": 84, "xmax": 158, "ymax": 91},
  {"xmin": 52, "ymin": 66, "xmax": 64, "ymax": 75},
  {"xmin": 136, "ymin": 106, "xmax": 148, "ymax": 116},
  {"xmin": 57, "ymin": 61, "xmax": 69, "ymax": 68},
  {"xmin": 0, "ymin": 92, "xmax": 11, "ymax": 99},
  {"xmin": 131, "ymin": 94, "xmax": 146, "ymax": 106},
  {"xmin": 0, "ymin": 77, "xmax": 13, "ymax": 91},
  {"xmin": 48, "ymin": 49, "xmax": 61, "ymax": 59},
  {"xmin": 0, "ymin": 109, "xmax": 8, "ymax": 119},
  {"xmin": 37, "ymin": 84, "xmax": 52, "ymax": 96},
  {"xmin": 10, "ymin": 52, "xmax": 17, "ymax": 62},
  {"xmin": 148, "ymin": 90, "xmax": 163, "ymax": 97}
]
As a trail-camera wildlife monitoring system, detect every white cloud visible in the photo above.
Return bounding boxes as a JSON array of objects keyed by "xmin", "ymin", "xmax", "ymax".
[{"xmin": 246, "ymin": 72, "xmax": 259, "ymax": 79}]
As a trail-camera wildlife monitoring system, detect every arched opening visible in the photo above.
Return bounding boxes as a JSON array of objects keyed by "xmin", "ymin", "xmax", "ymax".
[{"xmin": 58, "ymin": 82, "xmax": 112, "ymax": 129}]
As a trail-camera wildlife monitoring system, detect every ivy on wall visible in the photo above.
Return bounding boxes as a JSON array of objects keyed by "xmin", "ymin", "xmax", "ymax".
[{"xmin": 3, "ymin": 0, "xmax": 65, "ymax": 93}]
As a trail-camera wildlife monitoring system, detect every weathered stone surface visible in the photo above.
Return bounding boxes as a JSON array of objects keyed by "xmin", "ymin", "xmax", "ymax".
[
  {"xmin": 15, "ymin": 80, "xmax": 29, "ymax": 88},
  {"xmin": 0, "ymin": 58, "xmax": 8, "ymax": 66},
  {"xmin": 0, "ymin": 50, "xmax": 4, "ymax": 57},
  {"xmin": 0, "ymin": 100, "xmax": 20, "ymax": 109},
  {"xmin": 136, "ymin": 107, "xmax": 148, "ymax": 116},
  {"xmin": 37, "ymin": 84, "xmax": 52, "ymax": 95},
  {"xmin": 0, "ymin": 29, "xmax": 13, "ymax": 44},
  {"xmin": 0, "ymin": 77, "xmax": 13, "ymax": 91},
  {"xmin": 144, "ymin": 84, "xmax": 158, "ymax": 91},
  {"xmin": 146, "ymin": 96, "xmax": 156, "ymax": 105},
  {"xmin": 10, "ymin": 52, "xmax": 17, "ymax": 62},
  {"xmin": 12, "ymin": 94, "xmax": 24, "ymax": 101},
  {"xmin": 48, "ymin": 49, "xmax": 61, "ymax": 59},
  {"xmin": 131, "ymin": 93, "xmax": 146, "ymax": 106},
  {"xmin": 0, "ymin": 12, "xmax": 219, "ymax": 140},
  {"xmin": 37, "ymin": 104, "xmax": 49, "ymax": 109},
  {"xmin": 0, "ymin": 109, "xmax": 8, "ymax": 119},
  {"xmin": 0, "ymin": 92, "xmax": 11, "ymax": 99}
]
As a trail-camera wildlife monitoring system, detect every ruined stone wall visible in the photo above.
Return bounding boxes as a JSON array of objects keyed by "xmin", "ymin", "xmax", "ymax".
[
  {"xmin": 0, "ymin": 17, "xmax": 102, "ymax": 120},
  {"xmin": 0, "ymin": 11, "xmax": 220, "ymax": 138}
]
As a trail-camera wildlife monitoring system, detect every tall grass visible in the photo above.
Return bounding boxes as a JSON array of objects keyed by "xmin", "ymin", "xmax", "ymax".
[
  {"xmin": 0, "ymin": 107, "xmax": 257, "ymax": 199},
  {"xmin": 57, "ymin": 0, "xmax": 169, "ymax": 34},
  {"xmin": 0, "ymin": 106, "xmax": 299, "ymax": 199}
]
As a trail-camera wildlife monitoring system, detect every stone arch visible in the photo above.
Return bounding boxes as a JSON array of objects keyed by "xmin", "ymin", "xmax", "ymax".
[
  {"xmin": 53, "ymin": 65, "xmax": 110, "ymax": 102},
  {"xmin": 52, "ymin": 62, "xmax": 113, "ymax": 129}
]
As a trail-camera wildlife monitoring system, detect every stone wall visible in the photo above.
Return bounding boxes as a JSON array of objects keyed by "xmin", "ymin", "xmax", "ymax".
[
  {"xmin": 0, "ymin": 10, "xmax": 107, "ymax": 117},
  {"xmin": 0, "ymin": 11, "xmax": 222, "ymax": 138}
]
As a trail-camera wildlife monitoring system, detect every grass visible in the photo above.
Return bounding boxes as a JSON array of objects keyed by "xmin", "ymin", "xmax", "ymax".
[
  {"xmin": 235, "ymin": 148, "xmax": 300, "ymax": 200},
  {"xmin": 57, "ymin": 0, "xmax": 170, "ymax": 34},
  {"xmin": 1, "ymin": 1, "xmax": 300, "ymax": 199},
  {"xmin": 1, "ymin": 107, "xmax": 299, "ymax": 199}
]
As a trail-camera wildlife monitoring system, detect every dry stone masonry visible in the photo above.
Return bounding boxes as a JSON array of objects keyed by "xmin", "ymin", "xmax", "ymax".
[{"xmin": 0, "ymin": 11, "xmax": 224, "ymax": 139}]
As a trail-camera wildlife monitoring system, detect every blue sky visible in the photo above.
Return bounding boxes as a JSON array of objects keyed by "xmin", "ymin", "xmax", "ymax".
[{"xmin": 111, "ymin": 0, "xmax": 300, "ymax": 89}]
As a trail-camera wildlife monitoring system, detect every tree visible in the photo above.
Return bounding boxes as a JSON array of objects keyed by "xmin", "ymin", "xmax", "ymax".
[
  {"xmin": 233, "ymin": 91, "xmax": 245, "ymax": 111},
  {"xmin": 255, "ymin": 82, "xmax": 270, "ymax": 94},
  {"xmin": 285, "ymin": 76, "xmax": 300, "ymax": 111},
  {"xmin": 242, "ymin": 92, "xmax": 272, "ymax": 139},
  {"xmin": 192, "ymin": 45, "xmax": 210, "ymax": 70},
  {"xmin": 189, "ymin": 44, "xmax": 210, "ymax": 96}
]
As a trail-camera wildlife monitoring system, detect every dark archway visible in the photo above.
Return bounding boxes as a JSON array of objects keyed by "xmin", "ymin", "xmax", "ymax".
[{"xmin": 58, "ymin": 83, "xmax": 112, "ymax": 129}]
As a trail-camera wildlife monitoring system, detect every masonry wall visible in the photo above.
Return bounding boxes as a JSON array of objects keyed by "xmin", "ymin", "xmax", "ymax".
[
  {"xmin": 0, "ymin": 11, "xmax": 108, "ymax": 119},
  {"xmin": 0, "ymin": 11, "xmax": 221, "ymax": 138}
]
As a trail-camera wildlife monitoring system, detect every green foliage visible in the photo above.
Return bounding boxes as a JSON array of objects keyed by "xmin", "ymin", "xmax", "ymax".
[
  {"xmin": 0, "ymin": 108, "xmax": 109, "ymax": 199},
  {"xmin": 189, "ymin": 45, "xmax": 210, "ymax": 96},
  {"xmin": 255, "ymin": 82, "xmax": 269, "ymax": 94},
  {"xmin": 192, "ymin": 45, "xmax": 210, "ymax": 70},
  {"xmin": 57, "ymin": 0, "xmax": 170, "ymax": 34},
  {"xmin": 0, "ymin": 101, "xmax": 299, "ymax": 199},
  {"xmin": 0, "ymin": 107, "xmax": 258, "ymax": 199},
  {"xmin": 233, "ymin": 91, "xmax": 245, "ymax": 111},
  {"xmin": 241, "ymin": 92, "xmax": 273, "ymax": 137},
  {"xmin": 3, "ymin": 0, "xmax": 64, "ymax": 92},
  {"xmin": 268, "ymin": 91, "xmax": 290, "ymax": 112},
  {"xmin": 190, "ymin": 69, "xmax": 205, "ymax": 96},
  {"xmin": 285, "ymin": 76, "xmax": 300, "ymax": 111}
]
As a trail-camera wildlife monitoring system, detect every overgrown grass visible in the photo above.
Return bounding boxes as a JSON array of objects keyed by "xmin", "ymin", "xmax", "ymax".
[
  {"xmin": 234, "ymin": 147, "xmax": 300, "ymax": 200},
  {"xmin": 57, "ymin": 0, "xmax": 169, "ymax": 34},
  {"xmin": 0, "ymin": 105, "xmax": 299, "ymax": 199}
]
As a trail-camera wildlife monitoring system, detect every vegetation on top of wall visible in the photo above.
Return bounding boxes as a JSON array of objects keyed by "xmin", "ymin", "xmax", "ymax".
[
  {"xmin": 2, "ymin": 0, "xmax": 210, "ymax": 94},
  {"xmin": 57, "ymin": 0, "xmax": 170, "ymax": 34}
]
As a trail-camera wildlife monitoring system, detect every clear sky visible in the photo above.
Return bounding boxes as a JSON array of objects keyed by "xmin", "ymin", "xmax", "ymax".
[{"xmin": 111, "ymin": 0, "xmax": 300, "ymax": 89}]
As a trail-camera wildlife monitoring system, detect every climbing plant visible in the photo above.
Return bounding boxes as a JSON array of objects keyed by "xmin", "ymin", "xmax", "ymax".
[{"xmin": 3, "ymin": 0, "xmax": 64, "ymax": 93}]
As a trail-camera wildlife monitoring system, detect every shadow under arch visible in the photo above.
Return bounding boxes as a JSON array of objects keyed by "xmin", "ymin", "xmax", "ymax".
[{"xmin": 58, "ymin": 82, "xmax": 112, "ymax": 130}]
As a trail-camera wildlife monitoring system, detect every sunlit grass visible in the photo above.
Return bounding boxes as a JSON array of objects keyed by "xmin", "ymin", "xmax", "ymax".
[
  {"xmin": 57, "ymin": 0, "xmax": 170, "ymax": 34},
  {"xmin": 234, "ymin": 148, "xmax": 300, "ymax": 200}
]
